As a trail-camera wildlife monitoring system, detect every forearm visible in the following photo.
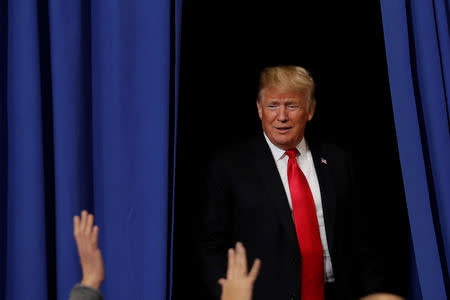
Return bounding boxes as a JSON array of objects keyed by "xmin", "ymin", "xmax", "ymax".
[{"xmin": 80, "ymin": 276, "xmax": 103, "ymax": 290}]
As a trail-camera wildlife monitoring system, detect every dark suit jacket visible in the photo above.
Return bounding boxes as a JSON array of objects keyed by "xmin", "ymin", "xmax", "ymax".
[{"xmin": 199, "ymin": 133, "xmax": 391, "ymax": 300}]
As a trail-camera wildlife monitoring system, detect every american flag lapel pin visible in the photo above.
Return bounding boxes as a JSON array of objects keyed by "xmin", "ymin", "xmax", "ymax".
[{"xmin": 321, "ymin": 157, "xmax": 327, "ymax": 165}]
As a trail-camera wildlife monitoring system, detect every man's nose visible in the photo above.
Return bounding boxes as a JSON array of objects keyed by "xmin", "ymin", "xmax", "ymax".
[{"xmin": 277, "ymin": 107, "xmax": 288, "ymax": 121}]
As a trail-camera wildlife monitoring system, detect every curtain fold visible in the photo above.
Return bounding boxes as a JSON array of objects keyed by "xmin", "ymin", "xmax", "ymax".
[
  {"xmin": 1, "ymin": 0, "xmax": 180, "ymax": 299},
  {"xmin": 380, "ymin": 0, "xmax": 450, "ymax": 299},
  {"xmin": 0, "ymin": 0, "xmax": 7, "ymax": 295},
  {"xmin": 168, "ymin": 0, "xmax": 183, "ymax": 299},
  {"xmin": 5, "ymin": 0, "xmax": 50, "ymax": 298}
]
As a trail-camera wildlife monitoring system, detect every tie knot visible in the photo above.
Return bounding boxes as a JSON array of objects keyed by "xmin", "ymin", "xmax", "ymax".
[{"xmin": 285, "ymin": 149, "xmax": 299, "ymax": 159}]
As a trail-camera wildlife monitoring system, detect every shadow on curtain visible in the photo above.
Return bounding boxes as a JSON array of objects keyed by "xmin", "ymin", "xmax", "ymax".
[
  {"xmin": 0, "ymin": 0, "xmax": 182, "ymax": 299},
  {"xmin": 380, "ymin": 0, "xmax": 450, "ymax": 299}
]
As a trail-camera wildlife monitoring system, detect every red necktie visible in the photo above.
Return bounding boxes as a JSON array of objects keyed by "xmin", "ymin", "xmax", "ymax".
[{"xmin": 285, "ymin": 149, "xmax": 324, "ymax": 300}]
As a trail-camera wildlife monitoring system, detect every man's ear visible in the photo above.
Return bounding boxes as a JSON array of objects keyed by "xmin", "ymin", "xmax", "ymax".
[
  {"xmin": 256, "ymin": 100, "xmax": 263, "ymax": 120},
  {"xmin": 307, "ymin": 100, "xmax": 316, "ymax": 121}
]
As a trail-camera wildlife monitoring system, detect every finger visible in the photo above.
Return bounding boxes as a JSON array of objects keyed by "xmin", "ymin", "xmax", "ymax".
[
  {"xmin": 226, "ymin": 248, "xmax": 235, "ymax": 279},
  {"xmin": 235, "ymin": 242, "xmax": 248, "ymax": 273},
  {"xmin": 80, "ymin": 210, "xmax": 88, "ymax": 233},
  {"xmin": 85, "ymin": 213, "xmax": 94, "ymax": 235},
  {"xmin": 248, "ymin": 258, "xmax": 261, "ymax": 282},
  {"xmin": 73, "ymin": 215, "xmax": 80, "ymax": 237},
  {"xmin": 92, "ymin": 225, "xmax": 99, "ymax": 247}
]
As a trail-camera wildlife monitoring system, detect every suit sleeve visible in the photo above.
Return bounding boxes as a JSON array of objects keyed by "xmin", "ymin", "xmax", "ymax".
[
  {"xmin": 68, "ymin": 284, "xmax": 103, "ymax": 300},
  {"xmin": 348, "ymin": 153, "xmax": 407, "ymax": 298},
  {"xmin": 347, "ymin": 153, "xmax": 384, "ymax": 296},
  {"xmin": 199, "ymin": 155, "xmax": 233, "ymax": 300}
]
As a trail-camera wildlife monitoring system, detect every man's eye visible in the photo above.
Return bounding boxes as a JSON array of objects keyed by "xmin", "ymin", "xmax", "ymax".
[
  {"xmin": 267, "ymin": 105, "xmax": 278, "ymax": 109},
  {"xmin": 288, "ymin": 105, "xmax": 299, "ymax": 109}
]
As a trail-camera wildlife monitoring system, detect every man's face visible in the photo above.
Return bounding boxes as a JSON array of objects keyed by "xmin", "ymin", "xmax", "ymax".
[{"xmin": 257, "ymin": 87, "xmax": 315, "ymax": 150}]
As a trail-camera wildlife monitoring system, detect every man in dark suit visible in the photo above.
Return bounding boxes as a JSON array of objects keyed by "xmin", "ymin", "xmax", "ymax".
[{"xmin": 200, "ymin": 66, "xmax": 405, "ymax": 300}]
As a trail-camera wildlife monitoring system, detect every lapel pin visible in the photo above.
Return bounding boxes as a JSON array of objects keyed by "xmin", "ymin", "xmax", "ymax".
[{"xmin": 321, "ymin": 157, "xmax": 327, "ymax": 165}]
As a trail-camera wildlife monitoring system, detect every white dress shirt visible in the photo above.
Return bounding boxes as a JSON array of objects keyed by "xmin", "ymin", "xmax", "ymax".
[{"xmin": 263, "ymin": 133, "xmax": 335, "ymax": 282}]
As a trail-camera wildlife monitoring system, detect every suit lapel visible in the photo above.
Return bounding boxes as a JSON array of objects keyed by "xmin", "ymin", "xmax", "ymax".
[
  {"xmin": 246, "ymin": 134, "xmax": 338, "ymax": 253},
  {"xmin": 249, "ymin": 134, "xmax": 298, "ymax": 244},
  {"xmin": 309, "ymin": 140, "xmax": 337, "ymax": 256}
]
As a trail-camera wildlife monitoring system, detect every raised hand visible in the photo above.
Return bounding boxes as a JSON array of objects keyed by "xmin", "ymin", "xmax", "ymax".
[
  {"xmin": 73, "ymin": 210, "xmax": 104, "ymax": 290},
  {"xmin": 218, "ymin": 242, "xmax": 261, "ymax": 300}
]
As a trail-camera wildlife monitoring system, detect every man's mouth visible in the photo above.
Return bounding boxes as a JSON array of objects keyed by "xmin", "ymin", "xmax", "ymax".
[{"xmin": 275, "ymin": 127, "xmax": 292, "ymax": 133}]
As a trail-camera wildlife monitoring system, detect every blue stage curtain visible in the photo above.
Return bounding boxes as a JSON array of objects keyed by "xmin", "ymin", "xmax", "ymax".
[
  {"xmin": 380, "ymin": 1, "xmax": 450, "ymax": 299},
  {"xmin": 1, "ymin": 0, "xmax": 181, "ymax": 299}
]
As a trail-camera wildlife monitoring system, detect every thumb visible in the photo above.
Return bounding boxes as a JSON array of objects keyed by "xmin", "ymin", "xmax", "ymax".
[{"xmin": 218, "ymin": 278, "xmax": 226, "ymax": 286}]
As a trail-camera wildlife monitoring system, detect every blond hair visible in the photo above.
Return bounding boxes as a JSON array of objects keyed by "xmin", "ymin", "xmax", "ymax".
[{"xmin": 257, "ymin": 65, "xmax": 316, "ymax": 106}]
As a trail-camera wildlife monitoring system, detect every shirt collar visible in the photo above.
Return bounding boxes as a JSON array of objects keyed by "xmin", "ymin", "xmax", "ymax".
[{"xmin": 263, "ymin": 132, "xmax": 307, "ymax": 161}]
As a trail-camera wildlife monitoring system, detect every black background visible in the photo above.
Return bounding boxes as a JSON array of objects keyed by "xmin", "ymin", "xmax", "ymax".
[{"xmin": 172, "ymin": 0, "xmax": 409, "ymax": 298}]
